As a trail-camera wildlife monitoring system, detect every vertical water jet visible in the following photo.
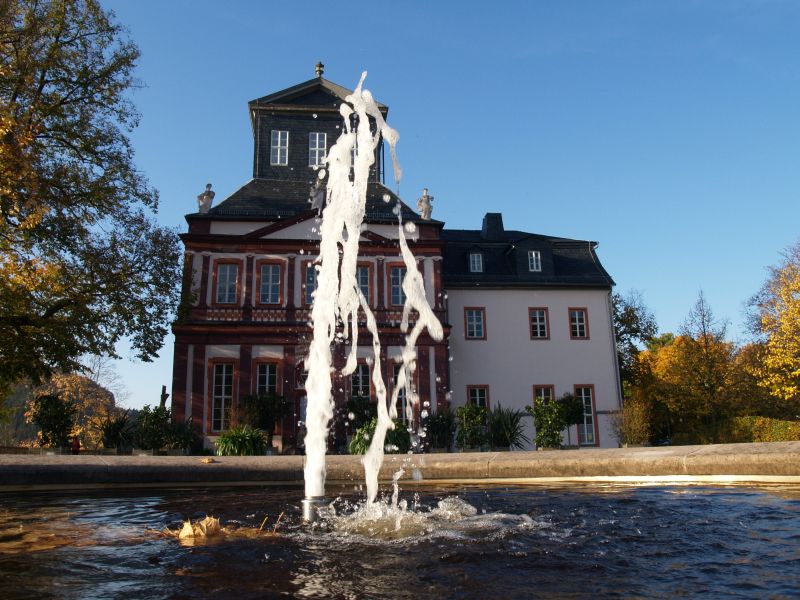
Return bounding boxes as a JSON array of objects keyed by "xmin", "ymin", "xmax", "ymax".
[{"xmin": 301, "ymin": 72, "xmax": 442, "ymax": 520}]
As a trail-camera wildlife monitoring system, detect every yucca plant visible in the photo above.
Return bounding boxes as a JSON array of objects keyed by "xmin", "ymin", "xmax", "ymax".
[
  {"xmin": 487, "ymin": 403, "xmax": 529, "ymax": 450},
  {"xmin": 94, "ymin": 411, "xmax": 131, "ymax": 450},
  {"xmin": 215, "ymin": 425, "xmax": 268, "ymax": 456}
]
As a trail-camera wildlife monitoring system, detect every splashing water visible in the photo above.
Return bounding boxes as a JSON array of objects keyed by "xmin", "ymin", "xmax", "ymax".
[{"xmin": 303, "ymin": 72, "xmax": 443, "ymax": 504}]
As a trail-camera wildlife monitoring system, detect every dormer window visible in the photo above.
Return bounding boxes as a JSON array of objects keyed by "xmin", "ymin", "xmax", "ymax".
[
  {"xmin": 309, "ymin": 132, "xmax": 327, "ymax": 166},
  {"xmin": 528, "ymin": 250, "xmax": 542, "ymax": 272},
  {"xmin": 469, "ymin": 252, "xmax": 484, "ymax": 273},
  {"xmin": 270, "ymin": 130, "xmax": 288, "ymax": 165}
]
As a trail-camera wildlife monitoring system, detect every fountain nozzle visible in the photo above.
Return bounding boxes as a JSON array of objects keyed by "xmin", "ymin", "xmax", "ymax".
[{"xmin": 301, "ymin": 496, "xmax": 327, "ymax": 523}]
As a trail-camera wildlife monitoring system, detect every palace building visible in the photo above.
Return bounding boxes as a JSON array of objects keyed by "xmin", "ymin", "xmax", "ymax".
[{"xmin": 170, "ymin": 66, "xmax": 621, "ymax": 451}]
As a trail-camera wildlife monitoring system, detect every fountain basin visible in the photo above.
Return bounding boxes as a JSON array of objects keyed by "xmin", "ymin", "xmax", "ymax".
[
  {"xmin": 1, "ymin": 441, "xmax": 799, "ymax": 491},
  {"xmin": 1, "ymin": 482, "xmax": 799, "ymax": 598}
]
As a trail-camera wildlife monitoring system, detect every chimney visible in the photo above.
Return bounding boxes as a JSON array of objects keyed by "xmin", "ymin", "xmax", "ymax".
[{"xmin": 481, "ymin": 213, "xmax": 504, "ymax": 240}]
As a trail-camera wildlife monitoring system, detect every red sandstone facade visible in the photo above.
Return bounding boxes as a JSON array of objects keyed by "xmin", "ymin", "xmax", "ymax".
[{"xmin": 170, "ymin": 73, "xmax": 451, "ymax": 451}]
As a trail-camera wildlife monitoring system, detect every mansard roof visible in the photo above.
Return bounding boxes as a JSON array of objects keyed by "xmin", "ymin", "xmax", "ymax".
[
  {"xmin": 248, "ymin": 77, "xmax": 388, "ymax": 115},
  {"xmin": 441, "ymin": 215, "xmax": 614, "ymax": 289},
  {"xmin": 190, "ymin": 178, "xmax": 439, "ymax": 225}
]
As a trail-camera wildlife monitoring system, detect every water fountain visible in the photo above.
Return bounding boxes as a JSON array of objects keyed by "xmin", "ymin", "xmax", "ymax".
[
  {"xmin": 301, "ymin": 72, "xmax": 442, "ymax": 521},
  {"xmin": 1, "ymin": 72, "xmax": 799, "ymax": 599}
]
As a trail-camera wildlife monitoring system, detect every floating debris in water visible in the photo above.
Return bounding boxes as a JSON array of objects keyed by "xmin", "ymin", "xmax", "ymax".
[{"xmin": 157, "ymin": 513, "xmax": 285, "ymax": 546}]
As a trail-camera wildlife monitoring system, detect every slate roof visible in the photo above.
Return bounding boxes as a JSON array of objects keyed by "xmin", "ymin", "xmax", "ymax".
[
  {"xmin": 441, "ymin": 219, "xmax": 614, "ymax": 289},
  {"xmin": 249, "ymin": 77, "xmax": 388, "ymax": 111},
  {"xmin": 191, "ymin": 178, "xmax": 438, "ymax": 225}
]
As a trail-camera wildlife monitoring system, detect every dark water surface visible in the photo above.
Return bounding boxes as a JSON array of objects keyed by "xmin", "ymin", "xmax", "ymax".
[{"xmin": 0, "ymin": 483, "xmax": 798, "ymax": 599}]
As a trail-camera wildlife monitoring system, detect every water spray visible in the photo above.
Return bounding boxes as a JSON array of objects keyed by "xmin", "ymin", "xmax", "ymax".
[{"xmin": 301, "ymin": 72, "xmax": 442, "ymax": 522}]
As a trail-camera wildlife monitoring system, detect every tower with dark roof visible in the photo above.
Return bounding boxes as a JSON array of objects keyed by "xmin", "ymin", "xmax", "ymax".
[{"xmin": 171, "ymin": 70, "xmax": 450, "ymax": 453}]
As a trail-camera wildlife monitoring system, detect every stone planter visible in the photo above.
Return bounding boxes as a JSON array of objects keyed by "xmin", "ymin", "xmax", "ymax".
[
  {"xmin": 132, "ymin": 448, "xmax": 158, "ymax": 456},
  {"xmin": 43, "ymin": 447, "xmax": 71, "ymax": 455}
]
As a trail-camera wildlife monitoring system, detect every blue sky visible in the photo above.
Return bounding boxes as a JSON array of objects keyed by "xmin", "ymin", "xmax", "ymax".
[{"xmin": 102, "ymin": 0, "xmax": 800, "ymax": 409}]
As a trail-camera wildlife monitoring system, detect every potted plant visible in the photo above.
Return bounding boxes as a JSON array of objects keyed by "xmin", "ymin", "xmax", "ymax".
[
  {"xmin": 239, "ymin": 392, "xmax": 288, "ymax": 453},
  {"xmin": 487, "ymin": 403, "xmax": 529, "ymax": 450},
  {"xmin": 93, "ymin": 411, "xmax": 131, "ymax": 454},
  {"xmin": 526, "ymin": 396, "xmax": 565, "ymax": 450},
  {"xmin": 215, "ymin": 425, "xmax": 268, "ymax": 456},
  {"xmin": 348, "ymin": 417, "xmax": 411, "ymax": 455},
  {"xmin": 558, "ymin": 393, "xmax": 585, "ymax": 448},
  {"xmin": 424, "ymin": 408, "xmax": 456, "ymax": 452},
  {"xmin": 27, "ymin": 394, "xmax": 76, "ymax": 453},
  {"xmin": 455, "ymin": 403, "xmax": 487, "ymax": 451},
  {"xmin": 130, "ymin": 405, "xmax": 194, "ymax": 454}
]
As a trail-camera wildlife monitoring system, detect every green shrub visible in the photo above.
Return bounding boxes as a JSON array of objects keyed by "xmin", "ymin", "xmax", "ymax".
[
  {"xmin": 169, "ymin": 417, "xmax": 196, "ymax": 452},
  {"xmin": 132, "ymin": 405, "xmax": 172, "ymax": 450},
  {"xmin": 131, "ymin": 405, "xmax": 194, "ymax": 451},
  {"xmin": 348, "ymin": 417, "xmax": 411, "ymax": 455},
  {"xmin": 94, "ymin": 412, "xmax": 131, "ymax": 449},
  {"xmin": 425, "ymin": 408, "xmax": 456, "ymax": 450},
  {"xmin": 455, "ymin": 403, "xmax": 487, "ymax": 449},
  {"xmin": 346, "ymin": 395, "xmax": 377, "ymax": 430},
  {"xmin": 28, "ymin": 394, "xmax": 76, "ymax": 448},
  {"xmin": 730, "ymin": 416, "xmax": 800, "ymax": 442},
  {"xmin": 612, "ymin": 397, "xmax": 653, "ymax": 446},
  {"xmin": 487, "ymin": 403, "xmax": 529, "ymax": 450},
  {"xmin": 238, "ymin": 392, "xmax": 287, "ymax": 447},
  {"xmin": 559, "ymin": 392, "xmax": 585, "ymax": 446},
  {"xmin": 526, "ymin": 397, "xmax": 565, "ymax": 449},
  {"xmin": 215, "ymin": 425, "xmax": 268, "ymax": 456}
]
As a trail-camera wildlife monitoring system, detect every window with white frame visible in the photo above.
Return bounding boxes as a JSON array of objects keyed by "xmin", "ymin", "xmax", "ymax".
[
  {"xmin": 390, "ymin": 266, "xmax": 406, "ymax": 305},
  {"xmin": 356, "ymin": 265, "xmax": 370, "ymax": 304},
  {"xmin": 270, "ymin": 130, "xmax": 288, "ymax": 165},
  {"xmin": 304, "ymin": 264, "xmax": 317, "ymax": 305},
  {"xmin": 534, "ymin": 385, "xmax": 554, "ymax": 404},
  {"xmin": 393, "ymin": 363, "xmax": 409, "ymax": 424},
  {"xmin": 468, "ymin": 386, "xmax": 489, "ymax": 409},
  {"xmin": 569, "ymin": 308, "xmax": 589, "ymax": 339},
  {"xmin": 259, "ymin": 264, "xmax": 281, "ymax": 304},
  {"xmin": 469, "ymin": 252, "xmax": 484, "ymax": 273},
  {"xmin": 308, "ymin": 132, "xmax": 327, "ymax": 166},
  {"xmin": 352, "ymin": 363, "xmax": 371, "ymax": 398},
  {"xmin": 529, "ymin": 308, "xmax": 549, "ymax": 339},
  {"xmin": 465, "ymin": 308, "xmax": 486, "ymax": 339},
  {"xmin": 528, "ymin": 250, "xmax": 542, "ymax": 272},
  {"xmin": 215, "ymin": 263, "xmax": 239, "ymax": 304},
  {"xmin": 256, "ymin": 363, "xmax": 278, "ymax": 396},
  {"xmin": 576, "ymin": 386, "xmax": 596, "ymax": 445},
  {"xmin": 212, "ymin": 363, "xmax": 234, "ymax": 431}
]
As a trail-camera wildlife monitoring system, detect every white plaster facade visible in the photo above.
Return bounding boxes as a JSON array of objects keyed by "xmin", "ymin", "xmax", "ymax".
[{"xmin": 446, "ymin": 287, "xmax": 622, "ymax": 448}]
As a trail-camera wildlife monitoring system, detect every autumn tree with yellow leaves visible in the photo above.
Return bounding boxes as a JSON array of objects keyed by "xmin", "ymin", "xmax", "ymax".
[
  {"xmin": 29, "ymin": 371, "xmax": 117, "ymax": 448},
  {"xmin": 628, "ymin": 295, "xmax": 777, "ymax": 444},
  {"xmin": 749, "ymin": 241, "xmax": 800, "ymax": 409},
  {"xmin": 0, "ymin": 1, "xmax": 181, "ymax": 395}
]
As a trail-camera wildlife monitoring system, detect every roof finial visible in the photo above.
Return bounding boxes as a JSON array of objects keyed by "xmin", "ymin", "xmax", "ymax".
[{"xmin": 315, "ymin": 61, "xmax": 324, "ymax": 78}]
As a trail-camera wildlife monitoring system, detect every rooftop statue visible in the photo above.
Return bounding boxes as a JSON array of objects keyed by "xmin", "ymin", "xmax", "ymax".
[
  {"xmin": 417, "ymin": 187, "xmax": 433, "ymax": 220},
  {"xmin": 197, "ymin": 183, "xmax": 215, "ymax": 214}
]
